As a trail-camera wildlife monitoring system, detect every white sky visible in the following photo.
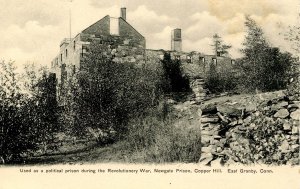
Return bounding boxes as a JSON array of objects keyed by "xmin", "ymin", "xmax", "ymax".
[{"xmin": 0, "ymin": 0, "xmax": 299, "ymax": 68}]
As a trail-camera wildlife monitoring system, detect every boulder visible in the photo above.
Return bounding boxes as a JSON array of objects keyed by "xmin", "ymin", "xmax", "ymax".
[
  {"xmin": 271, "ymin": 101, "xmax": 288, "ymax": 110},
  {"xmin": 288, "ymin": 104, "xmax": 299, "ymax": 109},
  {"xmin": 201, "ymin": 103, "xmax": 217, "ymax": 115},
  {"xmin": 217, "ymin": 105, "xmax": 244, "ymax": 117},
  {"xmin": 273, "ymin": 109, "xmax": 289, "ymax": 118},
  {"xmin": 198, "ymin": 153, "xmax": 213, "ymax": 165},
  {"xmin": 279, "ymin": 140, "xmax": 290, "ymax": 152},
  {"xmin": 283, "ymin": 122, "xmax": 292, "ymax": 131},
  {"xmin": 290, "ymin": 109, "xmax": 300, "ymax": 120},
  {"xmin": 291, "ymin": 126, "xmax": 298, "ymax": 135},
  {"xmin": 245, "ymin": 103, "xmax": 257, "ymax": 113},
  {"xmin": 291, "ymin": 135, "xmax": 298, "ymax": 141}
]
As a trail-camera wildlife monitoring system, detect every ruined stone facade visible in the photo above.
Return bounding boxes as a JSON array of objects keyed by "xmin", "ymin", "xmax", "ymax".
[
  {"xmin": 51, "ymin": 9, "xmax": 145, "ymax": 86},
  {"xmin": 51, "ymin": 8, "xmax": 234, "ymax": 102}
]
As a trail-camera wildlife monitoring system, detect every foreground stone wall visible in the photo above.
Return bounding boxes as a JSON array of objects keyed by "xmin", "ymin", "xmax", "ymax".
[{"xmin": 198, "ymin": 91, "xmax": 299, "ymax": 166}]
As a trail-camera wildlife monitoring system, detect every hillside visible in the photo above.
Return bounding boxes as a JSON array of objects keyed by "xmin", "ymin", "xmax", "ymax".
[{"xmin": 24, "ymin": 90, "xmax": 299, "ymax": 165}]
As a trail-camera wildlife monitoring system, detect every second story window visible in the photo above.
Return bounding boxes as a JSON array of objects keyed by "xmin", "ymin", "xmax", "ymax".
[
  {"xmin": 60, "ymin": 54, "xmax": 62, "ymax": 62},
  {"xmin": 66, "ymin": 49, "xmax": 68, "ymax": 58}
]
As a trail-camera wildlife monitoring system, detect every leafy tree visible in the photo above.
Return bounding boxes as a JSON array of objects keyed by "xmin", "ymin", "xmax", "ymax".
[
  {"xmin": 282, "ymin": 13, "xmax": 300, "ymax": 98},
  {"xmin": 65, "ymin": 42, "xmax": 165, "ymax": 143},
  {"xmin": 204, "ymin": 62, "xmax": 221, "ymax": 93},
  {"xmin": 283, "ymin": 13, "xmax": 300, "ymax": 54},
  {"xmin": 211, "ymin": 33, "xmax": 232, "ymax": 57},
  {"xmin": 238, "ymin": 16, "xmax": 294, "ymax": 92},
  {"xmin": 0, "ymin": 61, "xmax": 58, "ymax": 163}
]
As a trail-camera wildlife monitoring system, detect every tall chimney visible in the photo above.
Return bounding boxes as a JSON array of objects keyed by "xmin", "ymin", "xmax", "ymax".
[
  {"xmin": 121, "ymin": 7, "xmax": 126, "ymax": 20},
  {"xmin": 171, "ymin": 28, "xmax": 182, "ymax": 52}
]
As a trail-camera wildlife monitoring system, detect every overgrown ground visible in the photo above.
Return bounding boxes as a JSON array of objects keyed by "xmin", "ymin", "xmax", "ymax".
[{"xmin": 22, "ymin": 90, "xmax": 298, "ymax": 165}]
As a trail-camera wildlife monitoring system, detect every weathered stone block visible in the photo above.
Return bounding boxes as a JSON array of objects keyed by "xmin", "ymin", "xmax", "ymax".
[
  {"xmin": 279, "ymin": 140, "xmax": 290, "ymax": 152},
  {"xmin": 274, "ymin": 109, "xmax": 289, "ymax": 118},
  {"xmin": 201, "ymin": 130, "xmax": 214, "ymax": 136},
  {"xmin": 271, "ymin": 101, "xmax": 288, "ymax": 110},
  {"xmin": 201, "ymin": 103, "xmax": 217, "ymax": 115},
  {"xmin": 283, "ymin": 122, "xmax": 292, "ymax": 131},
  {"xmin": 201, "ymin": 117, "xmax": 219, "ymax": 123},
  {"xmin": 217, "ymin": 105, "xmax": 244, "ymax": 117},
  {"xmin": 290, "ymin": 109, "xmax": 300, "ymax": 120},
  {"xmin": 198, "ymin": 153, "xmax": 213, "ymax": 165},
  {"xmin": 292, "ymin": 126, "xmax": 298, "ymax": 134}
]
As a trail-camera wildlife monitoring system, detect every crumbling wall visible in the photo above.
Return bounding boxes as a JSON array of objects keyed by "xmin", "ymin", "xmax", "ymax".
[{"xmin": 198, "ymin": 91, "xmax": 299, "ymax": 166}]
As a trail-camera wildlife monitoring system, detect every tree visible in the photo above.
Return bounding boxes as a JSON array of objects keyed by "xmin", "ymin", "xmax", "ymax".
[
  {"xmin": 282, "ymin": 13, "xmax": 300, "ymax": 98},
  {"xmin": 161, "ymin": 52, "xmax": 190, "ymax": 93},
  {"xmin": 283, "ymin": 13, "xmax": 300, "ymax": 54},
  {"xmin": 238, "ymin": 15, "xmax": 294, "ymax": 92},
  {"xmin": 66, "ymin": 41, "xmax": 165, "ymax": 143},
  {"xmin": 211, "ymin": 33, "xmax": 232, "ymax": 57},
  {"xmin": 0, "ymin": 61, "xmax": 58, "ymax": 163}
]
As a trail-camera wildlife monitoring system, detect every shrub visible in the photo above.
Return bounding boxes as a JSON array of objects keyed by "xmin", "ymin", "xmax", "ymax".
[
  {"xmin": 161, "ymin": 52, "xmax": 191, "ymax": 93},
  {"xmin": 204, "ymin": 63, "xmax": 238, "ymax": 94},
  {"xmin": 0, "ymin": 61, "xmax": 58, "ymax": 163},
  {"xmin": 236, "ymin": 16, "xmax": 296, "ymax": 93},
  {"xmin": 63, "ymin": 42, "xmax": 166, "ymax": 143}
]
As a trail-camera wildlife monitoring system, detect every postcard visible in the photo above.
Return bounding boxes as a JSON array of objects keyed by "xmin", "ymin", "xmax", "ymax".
[{"xmin": 0, "ymin": 0, "xmax": 299, "ymax": 188}]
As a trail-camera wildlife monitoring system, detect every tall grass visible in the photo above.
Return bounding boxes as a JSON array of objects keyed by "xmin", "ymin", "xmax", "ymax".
[{"xmin": 126, "ymin": 109, "xmax": 202, "ymax": 163}]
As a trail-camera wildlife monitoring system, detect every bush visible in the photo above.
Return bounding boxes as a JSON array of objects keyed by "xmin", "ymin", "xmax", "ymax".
[
  {"xmin": 161, "ymin": 52, "xmax": 191, "ymax": 93},
  {"xmin": 204, "ymin": 63, "xmax": 238, "ymax": 94},
  {"xmin": 0, "ymin": 61, "xmax": 58, "ymax": 163},
  {"xmin": 236, "ymin": 16, "xmax": 296, "ymax": 93},
  {"xmin": 63, "ymin": 42, "xmax": 166, "ymax": 143}
]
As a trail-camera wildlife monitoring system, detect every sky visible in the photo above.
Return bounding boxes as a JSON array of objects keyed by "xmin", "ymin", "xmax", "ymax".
[{"xmin": 0, "ymin": 0, "xmax": 299, "ymax": 68}]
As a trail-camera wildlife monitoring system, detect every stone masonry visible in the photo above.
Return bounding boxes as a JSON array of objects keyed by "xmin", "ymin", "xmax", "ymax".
[{"xmin": 198, "ymin": 90, "xmax": 299, "ymax": 166}]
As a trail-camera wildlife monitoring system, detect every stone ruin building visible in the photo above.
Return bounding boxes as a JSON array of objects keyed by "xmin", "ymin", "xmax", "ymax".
[{"xmin": 51, "ymin": 8, "xmax": 234, "ymax": 103}]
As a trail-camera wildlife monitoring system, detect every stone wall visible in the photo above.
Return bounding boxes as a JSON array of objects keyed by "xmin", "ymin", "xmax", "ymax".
[
  {"xmin": 145, "ymin": 49, "xmax": 233, "ymax": 78},
  {"xmin": 119, "ymin": 18, "xmax": 146, "ymax": 48},
  {"xmin": 198, "ymin": 91, "xmax": 299, "ymax": 166},
  {"xmin": 82, "ymin": 15, "xmax": 110, "ymax": 36}
]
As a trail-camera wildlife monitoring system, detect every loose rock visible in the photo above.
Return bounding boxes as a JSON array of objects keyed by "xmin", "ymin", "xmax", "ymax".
[{"xmin": 274, "ymin": 109, "xmax": 289, "ymax": 118}]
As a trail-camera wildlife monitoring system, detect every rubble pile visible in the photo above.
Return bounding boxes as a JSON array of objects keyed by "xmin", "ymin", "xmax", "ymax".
[{"xmin": 198, "ymin": 91, "xmax": 299, "ymax": 166}]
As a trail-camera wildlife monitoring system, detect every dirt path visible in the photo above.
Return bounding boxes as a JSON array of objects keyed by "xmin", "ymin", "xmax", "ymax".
[{"xmin": 25, "ymin": 142, "xmax": 132, "ymax": 165}]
